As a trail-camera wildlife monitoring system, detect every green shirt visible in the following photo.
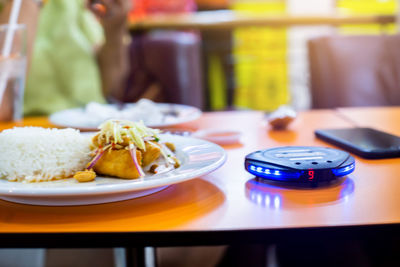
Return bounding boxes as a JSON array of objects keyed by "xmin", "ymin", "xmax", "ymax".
[{"xmin": 24, "ymin": 0, "xmax": 105, "ymax": 116}]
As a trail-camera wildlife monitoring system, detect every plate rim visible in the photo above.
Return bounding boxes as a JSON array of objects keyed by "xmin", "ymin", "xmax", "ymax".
[
  {"xmin": 49, "ymin": 103, "xmax": 202, "ymax": 130},
  {"xmin": 0, "ymin": 135, "xmax": 226, "ymax": 197}
]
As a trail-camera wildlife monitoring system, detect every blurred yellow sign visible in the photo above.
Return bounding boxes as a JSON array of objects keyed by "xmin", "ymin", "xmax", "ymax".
[
  {"xmin": 231, "ymin": 0, "xmax": 289, "ymax": 111},
  {"xmin": 337, "ymin": 0, "xmax": 397, "ymax": 34}
]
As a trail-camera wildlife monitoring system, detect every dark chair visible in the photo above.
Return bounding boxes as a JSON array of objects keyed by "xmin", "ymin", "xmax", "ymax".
[
  {"xmin": 308, "ymin": 34, "xmax": 400, "ymax": 109},
  {"xmin": 123, "ymin": 30, "xmax": 204, "ymax": 109}
]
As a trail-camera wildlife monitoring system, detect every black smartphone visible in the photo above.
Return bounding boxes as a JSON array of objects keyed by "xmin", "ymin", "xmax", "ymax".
[{"xmin": 315, "ymin": 127, "xmax": 400, "ymax": 159}]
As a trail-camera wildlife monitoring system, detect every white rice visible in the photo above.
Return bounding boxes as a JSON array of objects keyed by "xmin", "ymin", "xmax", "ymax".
[{"xmin": 0, "ymin": 127, "xmax": 91, "ymax": 182}]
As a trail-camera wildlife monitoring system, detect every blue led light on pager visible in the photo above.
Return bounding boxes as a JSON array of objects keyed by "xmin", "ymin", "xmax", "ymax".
[
  {"xmin": 332, "ymin": 163, "xmax": 355, "ymax": 177},
  {"xmin": 248, "ymin": 164, "xmax": 301, "ymax": 181}
]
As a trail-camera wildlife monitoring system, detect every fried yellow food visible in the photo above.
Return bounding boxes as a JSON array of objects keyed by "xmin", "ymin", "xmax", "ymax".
[
  {"xmin": 142, "ymin": 141, "xmax": 161, "ymax": 167},
  {"xmin": 79, "ymin": 119, "xmax": 180, "ymax": 181},
  {"xmin": 94, "ymin": 149, "xmax": 142, "ymax": 179}
]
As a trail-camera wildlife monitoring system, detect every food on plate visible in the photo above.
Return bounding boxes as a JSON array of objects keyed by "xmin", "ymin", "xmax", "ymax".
[
  {"xmin": 84, "ymin": 99, "xmax": 172, "ymax": 126},
  {"xmin": 0, "ymin": 127, "xmax": 91, "ymax": 182},
  {"xmin": 81, "ymin": 119, "xmax": 180, "ymax": 181},
  {"xmin": 0, "ymin": 121, "xmax": 180, "ymax": 183},
  {"xmin": 73, "ymin": 169, "xmax": 96, "ymax": 183}
]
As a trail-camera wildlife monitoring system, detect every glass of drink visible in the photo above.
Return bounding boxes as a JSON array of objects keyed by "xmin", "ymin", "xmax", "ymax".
[{"xmin": 0, "ymin": 24, "xmax": 26, "ymax": 121}]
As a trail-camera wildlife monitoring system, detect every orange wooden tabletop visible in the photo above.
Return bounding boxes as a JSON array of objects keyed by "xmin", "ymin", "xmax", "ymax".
[
  {"xmin": 337, "ymin": 106, "xmax": 400, "ymax": 136},
  {"xmin": 0, "ymin": 116, "xmax": 53, "ymax": 131},
  {"xmin": 1, "ymin": 109, "xmax": 400, "ymax": 245}
]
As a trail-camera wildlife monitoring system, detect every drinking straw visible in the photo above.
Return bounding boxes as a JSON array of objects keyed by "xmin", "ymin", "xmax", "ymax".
[{"xmin": 0, "ymin": 0, "xmax": 23, "ymax": 108}]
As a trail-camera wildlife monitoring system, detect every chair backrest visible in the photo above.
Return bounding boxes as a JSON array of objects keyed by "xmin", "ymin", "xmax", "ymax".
[
  {"xmin": 124, "ymin": 31, "xmax": 204, "ymax": 109},
  {"xmin": 308, "ymin": 35, "xmax": 400, "ymax": 109}
]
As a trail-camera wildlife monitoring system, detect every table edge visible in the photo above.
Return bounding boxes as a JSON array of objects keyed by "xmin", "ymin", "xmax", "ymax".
[{"xmin": 2, "ymin": 223, "xmax": 400, "ymax": 248}]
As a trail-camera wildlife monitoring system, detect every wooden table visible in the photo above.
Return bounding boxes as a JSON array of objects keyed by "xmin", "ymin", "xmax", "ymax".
[
  {"xmin": 337, "ymin": 106, "xmax": 400, "ymax": 136},
  {"xmin": 129, "ymin": 10, "xmax": 396, "ymax": 30},
  {"xmin": 1, "ymin": 108, "xmax": 400, "ymax": 248}
]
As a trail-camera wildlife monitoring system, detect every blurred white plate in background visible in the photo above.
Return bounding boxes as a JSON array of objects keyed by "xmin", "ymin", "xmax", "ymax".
[{"xmin": 49, "ymin": 100, "xmax": 202, "ymax": 130}]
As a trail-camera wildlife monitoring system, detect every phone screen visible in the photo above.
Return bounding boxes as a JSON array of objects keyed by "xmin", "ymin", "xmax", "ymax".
[{"xmin": 315, "ymin": 128, "xmax": 400, "ymax": 159}]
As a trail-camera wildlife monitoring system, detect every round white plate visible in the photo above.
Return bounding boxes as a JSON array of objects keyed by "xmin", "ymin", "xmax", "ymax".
[
  {"xmin": 49, "ymin": 103, "xmax": 202, "ymax": 131},
  {"xmin": 0, "ymin": 135, "xmax": 226, "ymax": 206}
]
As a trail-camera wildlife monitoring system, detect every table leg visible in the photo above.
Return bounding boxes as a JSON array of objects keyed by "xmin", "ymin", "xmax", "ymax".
[{"xmin": 123, "ymin": 247, "xmax": 157, "ymax": 267}]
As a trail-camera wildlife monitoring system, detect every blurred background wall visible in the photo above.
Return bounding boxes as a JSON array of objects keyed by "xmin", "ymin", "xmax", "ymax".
[{"xmin": 193, "ymin": 0, "xmax": 398, "ymax": 111}]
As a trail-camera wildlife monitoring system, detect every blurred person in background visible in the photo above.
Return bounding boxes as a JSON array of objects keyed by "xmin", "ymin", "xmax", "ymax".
[
  {"xmin": 0, "ymin": 1, "xmax": 131, "ymax": 266},
  {"xmin": 0, "ymin": 0, "xmax": 131, "ymax": 116}
]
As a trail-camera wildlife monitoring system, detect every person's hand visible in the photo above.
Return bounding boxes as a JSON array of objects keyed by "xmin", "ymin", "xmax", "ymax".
[
  {"xmin": 90, "ymin": 0, "xmax": 132, "ymax": 32},
  {"xmin": 93, "ymin": 0, "xmax": 132, "ymax": 101}
]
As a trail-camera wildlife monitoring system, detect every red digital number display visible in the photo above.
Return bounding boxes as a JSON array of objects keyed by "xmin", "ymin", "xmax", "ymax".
[{"xmin": 308, "ymin": 170, "xmax": 314, "ymax": 180}]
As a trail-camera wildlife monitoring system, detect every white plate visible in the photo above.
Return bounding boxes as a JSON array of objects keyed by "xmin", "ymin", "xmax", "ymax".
[
  {"xmin": 0, "ymin": 135, "xmax": 226, "ymax": 206},
  {"xmin": 49, "ymin": 103, "xmax": 202, "ymax": 131}
]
